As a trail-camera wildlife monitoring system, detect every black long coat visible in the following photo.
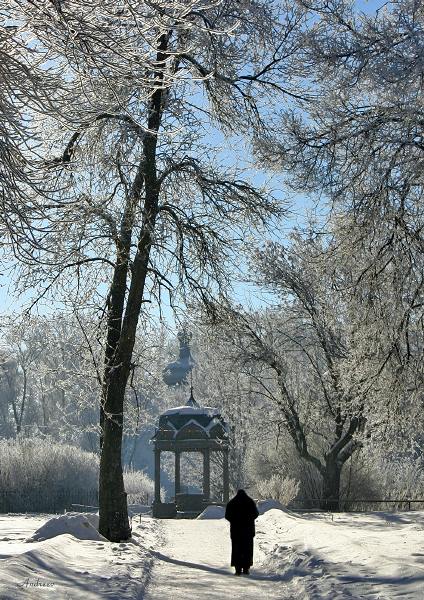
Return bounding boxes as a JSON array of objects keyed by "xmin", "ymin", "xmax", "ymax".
[{"xmin": 225, "ymin": 490, "xmax": 259, "ymax": 568}]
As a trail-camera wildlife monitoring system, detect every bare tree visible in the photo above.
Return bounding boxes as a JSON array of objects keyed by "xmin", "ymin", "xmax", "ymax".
[
  {"xmin": 253, "ymin": 0, "xmax": 424, "ymax": 386},
  {"xmin": 5, "ymin": 1, "xmax": 306, "ymax": 540},
  {"xmin": 215, "ymin": 234, "xmax": 370, "ymax": 509}
]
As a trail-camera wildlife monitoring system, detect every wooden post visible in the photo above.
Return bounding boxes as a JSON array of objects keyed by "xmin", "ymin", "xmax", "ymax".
[
  {"xmin": 203, "ymin": 449, "xmax": 210, "ymax": 501},
  {"xmin": 175, "ymin": 451, "xmax": 181, "ymax": 497},
  {"xmin": 223, "ymin": 449, "xmax": 229, "ymax": 503},
  {"xmin": 154, "ymin": 448, "xmax": 161, "ymax": 504}
]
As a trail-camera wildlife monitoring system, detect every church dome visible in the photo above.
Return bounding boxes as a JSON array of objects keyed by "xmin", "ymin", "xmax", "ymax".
[{"xmin": 162, "ymin": 331, "xmax": 195, "ymax": 387}]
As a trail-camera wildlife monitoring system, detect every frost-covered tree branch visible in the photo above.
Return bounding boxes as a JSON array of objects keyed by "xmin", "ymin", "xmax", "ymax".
[{"xmin": 3, "ymin": 0, "xmax": 306, "ymax": 540}]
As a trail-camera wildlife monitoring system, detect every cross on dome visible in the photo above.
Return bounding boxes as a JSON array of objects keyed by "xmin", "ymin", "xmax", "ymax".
[{"xmin": 186, "ymin": 386, "xmax": 199, "ymax": 408}]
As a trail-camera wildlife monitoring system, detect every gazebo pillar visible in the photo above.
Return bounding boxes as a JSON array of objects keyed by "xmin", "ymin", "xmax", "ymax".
[
  {"xmin": 223, "ymin": 449, "xmax": 229, "ymax": 503},
  {"xmin": 154, "ymin": 448, "xmax": 161, "ymax": 504},
  {"xmin": 203, "ymin": 449, "xmax": 210, "ymax": 500},
  {"xmin": 175, "ymin": 450, "xmax": 181, "ymax": 496}
]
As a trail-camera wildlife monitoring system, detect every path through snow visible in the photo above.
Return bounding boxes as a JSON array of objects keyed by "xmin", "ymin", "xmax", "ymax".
[
  {"xmin": 145, "ymin": 509, "xmax": 424, "ymax": 599},
  {"xmin": 144, "ymin": 518, "xmax": 297, "ymax": 600}
]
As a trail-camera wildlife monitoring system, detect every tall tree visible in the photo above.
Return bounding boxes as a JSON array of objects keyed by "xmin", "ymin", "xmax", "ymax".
[
  {"xmin": 217, "ymin": 234, "xmax": 369, "ymax": 509},
  {"xmin": 7, "ymin": 0, "xmax": 305, "ymax": 540},
  {"xmin": 254, "ymin": 0, "xmax": 424, "ymax": 386}
]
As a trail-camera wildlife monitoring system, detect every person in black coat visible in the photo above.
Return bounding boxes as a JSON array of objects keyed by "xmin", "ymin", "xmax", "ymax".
[{"xmin": 225, "ymin": 489, "xmax": 259, "ymax": 575}]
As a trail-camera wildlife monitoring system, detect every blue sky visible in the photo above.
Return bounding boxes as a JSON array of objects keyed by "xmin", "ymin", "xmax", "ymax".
[{"xmin": 359, "ymin": 0, "xmax": 385, "ymax": 13}]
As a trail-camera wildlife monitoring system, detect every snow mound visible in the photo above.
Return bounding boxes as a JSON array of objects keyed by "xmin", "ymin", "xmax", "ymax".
[
  {"xmin": 26, "ymin": 513, "xmax": 107, "ymax": 542},
  {"xmin": 257, "ymin": 499, "xmax": 285, "ymax": 514},
  {"xmin": 196, "ymin": 505, "xmax": 225, "ymax": 519}
]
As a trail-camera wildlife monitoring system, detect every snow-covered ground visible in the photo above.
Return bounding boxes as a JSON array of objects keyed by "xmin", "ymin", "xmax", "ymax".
[
  {"xmin": 1, "ymin": 507, "xmax": 423, "ymax": 599},
  {"xmin": 256, "ymin": 509, "xmax": 424, "ymax": 599},
  {"xmin": 0, "ymin": 513, "xmax": 158, "ymax": 599}
]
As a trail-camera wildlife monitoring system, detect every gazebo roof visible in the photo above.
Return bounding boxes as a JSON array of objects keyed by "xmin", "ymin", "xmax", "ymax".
[
  {"xmin": 161, "ymin": 389, "xmax": 219, "ymax": 419},
  {"xmin": 152, "ymin": 389, "xmax": 229, "ymax": 447}
]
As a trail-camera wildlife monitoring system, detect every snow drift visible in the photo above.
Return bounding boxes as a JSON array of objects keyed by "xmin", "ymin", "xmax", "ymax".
[
  {"xmin": 196, "ymin": 505, "xmax": 225, "ymax": 519},
  {"xmin": 1, "ymin": 514, "xmax": 159, "ymax": 600},
  {"xmin": 26, "ymin": 513, "xmax": 106, "ymax": 542},
  {"xmin": 257, "ymin": 499, "xmax": 285, "ymax": 514}
]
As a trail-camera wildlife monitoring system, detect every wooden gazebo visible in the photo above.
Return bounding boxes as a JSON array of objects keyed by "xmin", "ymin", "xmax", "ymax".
[{"xmin": 151, "ymin": 391, "xmax": 230, "ymax": 518}]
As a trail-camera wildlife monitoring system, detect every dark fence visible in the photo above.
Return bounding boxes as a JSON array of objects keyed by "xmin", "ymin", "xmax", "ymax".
[
  {"xmin": 0, "ymin": 487, "xmax": 99, "ymax": 514},
  {"xmin": 290, "ymin": 498, "xmax": 424, "ymax": 512}
]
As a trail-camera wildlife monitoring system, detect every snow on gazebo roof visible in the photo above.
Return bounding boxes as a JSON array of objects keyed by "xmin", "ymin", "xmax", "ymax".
[
  {"xmin": 154, "ymin": 388, "xmax": 228, "ymax": 440},
  {"xmin": 161, "ymin": 388, "xmax": 220, "ymax": 418},
  {"xmin": 161, "ymin": 405, "xmax": 221, "ymax": 417}
]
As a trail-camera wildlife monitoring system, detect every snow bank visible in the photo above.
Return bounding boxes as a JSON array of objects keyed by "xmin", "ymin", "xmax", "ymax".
[
  {"xmin": 0, "ymin": 514, "xmax": 159, "ymax": 600},
  {"xmin": 196, "ymin": 505, "xmax": 225, "ymax": 519},
  {"xmin": 256, "ymin": 508, "xmax": 424, "ymax": 599},
  {"xmin": 3, "ymin": 510, "xmax": 424, "ymax": 599},
  {"xmin": 257, "ymin": 499, "xmax": 285, "ymax": 514},
  {"xmin": 26, "ymin": 513, "xmax": 106, "ymax": 542}
]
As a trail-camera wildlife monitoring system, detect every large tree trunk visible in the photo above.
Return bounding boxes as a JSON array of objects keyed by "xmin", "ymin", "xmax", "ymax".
[
  {"xmin": 321, "ymin": 457, "xmax": 342, "ymax": 512},
  {"xmin": 98, "ymin": 377, "xmax": 130, "ymax": 541},
  {"xmin": 98, "ymin": 34, "xmax": 168, "ymax": 542},
  {"xmin": 320, "ymin": 415, "xmax": 363, "ymax": 511},
  {"xmin": 98, "ymin": 233, "xmax": 153, "ymax": 541}
]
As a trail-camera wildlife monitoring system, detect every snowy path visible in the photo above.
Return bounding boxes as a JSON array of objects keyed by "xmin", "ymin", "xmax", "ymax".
[{"xmin": 144, "ymin": 518, "xmax": 294, "ymax": 600}]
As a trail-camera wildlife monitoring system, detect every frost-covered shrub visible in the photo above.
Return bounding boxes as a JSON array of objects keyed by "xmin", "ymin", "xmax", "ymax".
[
  {"xmin": 249, "ymin": 445, "xmax": 322, "ymax": 504},
  {"xmin": 343, "ymin": 452, "xmax": 424, "ymax": 510},
  {"xmin": 0, "ymin": 437, "xmax": 99, "ymax": 511},
  {"xmin": 0, "ymin": 437, "xmax": 99, "ymax": 490},
  {"xmin": 256, "ymin": 474, "xmax": 300, "ymax": 506},
  {"xmin": 341, "ymin": 454, "xmax": 381, "ymax": 508},
  {"xmin": 123, "ymin": 468, "xmax": 155, "ymax": 505},
  {"xmin": 379, "ymin": 459, "xmax": 424, "ymax": 501}
]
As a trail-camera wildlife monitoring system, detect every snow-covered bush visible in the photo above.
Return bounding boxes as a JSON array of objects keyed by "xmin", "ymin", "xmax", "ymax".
[
  {"xmin": 379, "ymin": 459, "xmax": 424, "ymax": 510},
  {"xmin": 343, "ymin": 452, "xmax": 424, "ymax": 510},
  {"xmin": 256, "ymin": 474, "xmax": 300, "ymax": 506},
  {"xmin": 250, "ymin": 445, "xmax": 321, "ymax": 505},
  {"xmin": 380, "ymin": 459, "xmax": 424, "ymax": 501},
  {"xmin": 123, "ymin": 468, "xmax": 155, "ymax": 505},
  {"xmin": 0, "ymin": 437, "xmax": 162, "ymax": 511},
  {"xmin": 0, "ymin": 437, "xmax": 99, "ymax": 490},
  {"xmin": 0, "ymin": 437, "xmax": 99, "ymax": 511},
  {"xmin": 341, "ymin": 454, "xmax": 381, "ymax": 508}
]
